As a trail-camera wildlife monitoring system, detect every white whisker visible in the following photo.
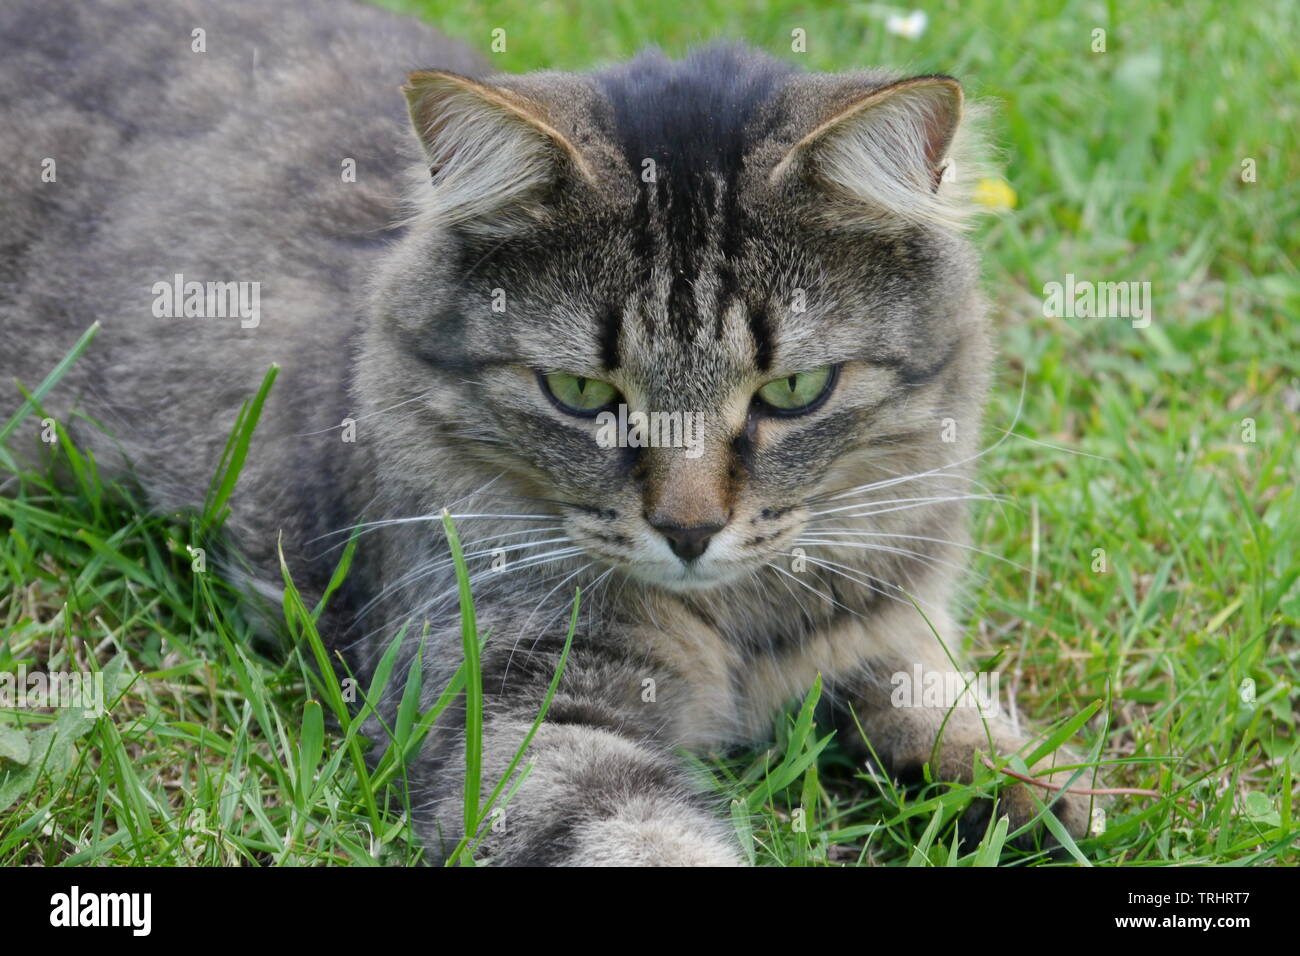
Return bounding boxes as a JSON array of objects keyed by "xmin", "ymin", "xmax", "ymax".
[
  {"xmin": 794, "ymin": 536, "xmax": 982, "ymax": 579},
  {"xmin": 794, "ymin": 529, "xmax": 1026, "ymax": 570},
  {"xmin": 808, "ymin": 493, "xmax": 1005, "ymax": 519}
]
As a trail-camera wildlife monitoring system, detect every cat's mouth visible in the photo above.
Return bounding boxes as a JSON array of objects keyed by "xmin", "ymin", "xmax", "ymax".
[
  {"xmin": 622, "ymin": 528, "xmax": 757, "ymax": 592},
  {"xmin": 638, "ymin": 558, "xmax": 747, "ymax": 592},
  {"xmin": 568, "ymin": 512, "xmax": 800, "ymax": 593},
  {"xmin": 570, "ymin": 531, "xmax": 752, "ymax": 592}
]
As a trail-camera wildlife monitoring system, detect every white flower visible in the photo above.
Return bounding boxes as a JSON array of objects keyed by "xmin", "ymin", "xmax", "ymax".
[{"xmin": 885, "ymin": 10, "xmax": 928, "ymax": 41}]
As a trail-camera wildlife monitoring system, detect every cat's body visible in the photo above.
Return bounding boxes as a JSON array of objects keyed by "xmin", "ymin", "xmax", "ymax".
[{"xmin": 1, "ymin": 0, "xmax": 1091, "ymax": 863}]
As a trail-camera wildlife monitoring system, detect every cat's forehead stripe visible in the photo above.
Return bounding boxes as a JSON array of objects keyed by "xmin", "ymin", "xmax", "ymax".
[
  {"xmin": 596, "ymin": 45, "xmax": 795, "ymax": 345},
  {"xmin": 594, "ymin": 44, "xmax": 793, "ymax": 186},
  {"xmin": 599, "ymin": 303, "xmax": 623, "ymax": 371}
]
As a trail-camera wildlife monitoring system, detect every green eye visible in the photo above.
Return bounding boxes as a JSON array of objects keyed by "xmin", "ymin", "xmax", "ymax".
[
  {"xmin": 755, "ymin": 366, "xmax": 837, "ymax": 414},
  {"xmin": 540, "ymin": 371, "xmax": 620, "ymax": 415}
]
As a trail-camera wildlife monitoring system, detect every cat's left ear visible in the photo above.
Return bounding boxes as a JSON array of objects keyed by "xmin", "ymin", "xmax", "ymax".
[
  {"xmin": 402, "ymin": 70, "xmax": 596, "ymax": 230},
  {"xmin": 770, "ymin": 75, "xmax": 983, "ymax": 231}
]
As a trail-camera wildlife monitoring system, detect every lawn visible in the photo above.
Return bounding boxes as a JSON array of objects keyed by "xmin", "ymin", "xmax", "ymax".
[{"xmin": 1, "ymin": 0, "xmax": 1296, "ymax": 865}]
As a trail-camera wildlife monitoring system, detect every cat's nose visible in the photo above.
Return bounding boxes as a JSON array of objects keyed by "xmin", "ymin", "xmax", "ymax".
[{"xmin": 650, "ymin": 520, "xmax": 724, "ymax": 562}]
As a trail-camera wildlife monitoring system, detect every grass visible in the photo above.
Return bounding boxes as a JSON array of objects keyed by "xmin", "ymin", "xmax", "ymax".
[{"xmin": 1, "ymin": 0, "xmax": 1297, "ymax": 866}]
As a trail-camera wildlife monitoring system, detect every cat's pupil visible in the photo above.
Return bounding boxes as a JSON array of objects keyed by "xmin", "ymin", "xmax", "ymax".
[
  {"xmin": 577, "ymin": 377, "xmax": 587, "ymax": 393},
  {"xmin": 787, "ymin": 375, "xmax": 797, "ymax": 392}
]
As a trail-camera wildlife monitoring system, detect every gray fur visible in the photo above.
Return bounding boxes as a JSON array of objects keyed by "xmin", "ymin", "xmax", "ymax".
[{"xmin": 0, "ymin": 0, "xmax": 1091, "ymax": 864}]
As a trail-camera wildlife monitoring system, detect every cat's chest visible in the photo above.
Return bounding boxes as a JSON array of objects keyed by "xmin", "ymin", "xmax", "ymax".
[
  {"xmin": 622, "ymin": 596, "xmax": 861, "ymax": 745},
  {"xmin": 629, "ymin": 590, "xmax": 957, "ymax": 748}
]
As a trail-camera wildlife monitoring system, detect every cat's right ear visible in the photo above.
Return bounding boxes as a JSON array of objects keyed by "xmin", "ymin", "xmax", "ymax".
[{"xmin": 402, "ymin": 71, "xmax": 594, "ymax": 229}]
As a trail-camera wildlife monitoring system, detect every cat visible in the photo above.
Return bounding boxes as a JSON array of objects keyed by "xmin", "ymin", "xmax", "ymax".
[{"xmin": 0, "ymin": 0, "xmax": 1095, "ymax": 864}]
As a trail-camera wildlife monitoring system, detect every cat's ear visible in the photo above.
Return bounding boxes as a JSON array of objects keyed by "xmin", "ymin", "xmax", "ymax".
[
  {"xmin": 770, "ymin": 75, "xmax": 984, "ymax": 231},
  {"xmin": 402, "ymin": 70, "xmax": 594, "ymax": 230}
]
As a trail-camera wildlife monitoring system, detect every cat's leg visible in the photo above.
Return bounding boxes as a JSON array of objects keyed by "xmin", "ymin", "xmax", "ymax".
[
  {"xmin": 406, "ymin": 628, "xmax": 744, "ymax": 866},
  {"xmin": 831, "ymin": 611, "xmax": 1096, "ymax": 847}
]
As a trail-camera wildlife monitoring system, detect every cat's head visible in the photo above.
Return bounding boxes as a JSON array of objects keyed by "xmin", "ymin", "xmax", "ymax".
[{"xmin": 363, "ymin": 45, "xmax": 992, "ymax": 596}]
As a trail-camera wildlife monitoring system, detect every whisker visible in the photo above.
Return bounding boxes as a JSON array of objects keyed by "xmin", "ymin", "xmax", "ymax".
[
  {"xmin": 292, "ymin": 386, "xmax": 438, "ymax": 437},
  {"xmin": 812, "ymin": 468, "xmax": 975, "ymax": 504},
  {"xmin": 311, "ymin": 511, "xmax": 560, "ymax": 545},
  {"xmin": 763, "ymin": 562, "xmax": 860, "ymax": 617},
  {"xmin": 808, "ymin": 493, "xmax": 1006, "ymax": 520},
  {"xmin": 351, "ymin": 534, "xmax": 573, "ymax": 621},
  {"xmin": 499, "ymin": 561, "xmax": 595, "ymax": 691},
  {"xmin": 986, "ymin": 424, "xmax": 1113, "ymax": 462},
  {"xmin": 808, "ymin": 370, "xmax": 1034, "ymax": 507},
  {"xmin": 785, "ymin": 551, "xmax": 942, "ymax": 613},
  {"xmin": 793, "ymin": 554, "xmax": 912, "ymax": 608},
  {"xmin": 354, "ymin": 544, "xmax": 584, "ymax": 624},
  {"xmin": 794, "ymin": 537, "xmax": 984, "ymax": 580},
  {"xmin": 793, "ymin": 529, "xmax": 1027, "ymax": 570}
]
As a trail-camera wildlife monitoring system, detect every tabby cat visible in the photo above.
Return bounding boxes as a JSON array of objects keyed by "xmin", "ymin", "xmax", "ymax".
[{"xmin": 0, "ymin": 0, "xmax": 1093, "ymax": 864}]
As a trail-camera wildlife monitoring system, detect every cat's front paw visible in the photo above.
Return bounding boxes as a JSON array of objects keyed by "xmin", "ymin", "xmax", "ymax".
[
  {"xmin": 566, "ymin": 804, "xmax": 746, "ymax": 866},
  {"xmin": 962, "ymin": 759, "xmax": 1100, "ymax": 852}
]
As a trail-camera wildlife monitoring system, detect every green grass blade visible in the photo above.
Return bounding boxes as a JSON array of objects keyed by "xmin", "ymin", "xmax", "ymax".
[{"xmin": 0, "ymin": 322, "xmax": 99, "ymax": 447}]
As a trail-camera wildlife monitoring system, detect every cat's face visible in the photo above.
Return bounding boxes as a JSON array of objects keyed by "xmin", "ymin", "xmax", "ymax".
[{"xmin": 370, "ymin": 47, "xmax": 990, "ymax": 595}]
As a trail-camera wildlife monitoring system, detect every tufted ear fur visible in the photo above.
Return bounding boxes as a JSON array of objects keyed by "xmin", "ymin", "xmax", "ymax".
[
  {"xmin": 402, "ymin": 70, "xmax": 595, "ymax": 232},
  {"xmin": 770, "ymin": 75, "xmax": 990, "ymax": 231}
]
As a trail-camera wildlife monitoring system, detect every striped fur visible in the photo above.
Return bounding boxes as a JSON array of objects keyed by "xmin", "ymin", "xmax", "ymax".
[{"xmin": 0, "ymin": 0, "xmax": 1091, "ymax": 865}]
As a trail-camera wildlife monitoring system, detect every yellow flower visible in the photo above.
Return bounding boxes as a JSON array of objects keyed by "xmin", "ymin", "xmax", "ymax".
[{"xmin": 974, "ymin": 178, "xmax": 1017, "ymax": 210}]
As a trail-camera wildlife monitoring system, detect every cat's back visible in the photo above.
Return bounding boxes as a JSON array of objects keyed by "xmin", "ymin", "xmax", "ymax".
[
  {"xmin": 0, "ymin": 0, "xmax": 484, "ymax": 573},
  {"xmin": 0, "ymin": 0, "xmax": 483, "ymax": 259}
]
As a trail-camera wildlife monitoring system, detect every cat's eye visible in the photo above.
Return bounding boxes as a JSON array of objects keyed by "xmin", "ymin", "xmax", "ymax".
[
  {"xmin": 754, "ymin": 365, "xmax": 837, "ymax": 415},
  {"xmin": 539, "ymin": 371, "xmax": 621, "ymax": 416}
]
